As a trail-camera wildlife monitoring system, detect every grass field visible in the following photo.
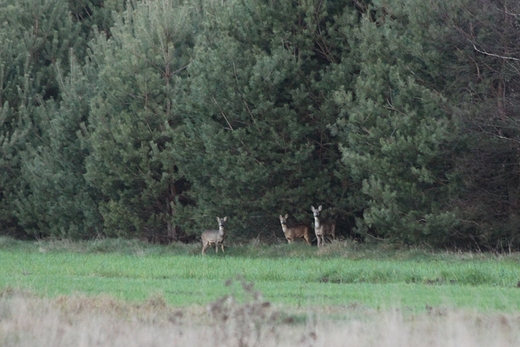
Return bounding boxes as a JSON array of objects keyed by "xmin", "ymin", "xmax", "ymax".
[
  {"xmin": 2, "ymin": 237, "xmax": 520, "ymax": 346},
  {"xmin": 1, "ymin": 237, "xmax": 520, "ymax": 311}
]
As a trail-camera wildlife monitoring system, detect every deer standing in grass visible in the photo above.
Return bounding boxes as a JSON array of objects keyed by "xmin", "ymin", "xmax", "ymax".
[
  {"xmin": 279, "ymin": 214, "xmax": 311, "ymax": 245},
  {"xmin": 201, "ymin": 217, "xmax": 227, "ymax": 254},
  {"xmin": 311, "ymin": 205, "xmax": 336, "ymax": 247}
]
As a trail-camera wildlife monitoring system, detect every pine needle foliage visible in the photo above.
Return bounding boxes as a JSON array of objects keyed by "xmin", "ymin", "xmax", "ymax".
[
  {"xmin": 171, "ymin": 0, "xmax": 362, "ymax": 235},
  {"xmin": 333, "ymin": 1, "xmax": 461, "ymax": 245},
  {"xmin": 82, "ymin": 0, "xmax": 198, "ymax": 238}
]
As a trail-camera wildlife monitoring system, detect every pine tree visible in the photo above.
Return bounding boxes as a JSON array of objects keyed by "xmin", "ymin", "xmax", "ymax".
[
  {"xmin": 0, "ymin": 102, "xmax": 29, "ymax": 235},
  {"xmin": 83, "ymin": 0, "xmax": 197, "ymax": 239},
  {"xmin": 333, "ymin": 0, "xmax": 460, "ymax": 244},
  {"xmin": 437, "ymin": 0, "xmax": 520, "ymax": 248},
  {"xmin": 172, "ymin": 0, "xmax": 362, "ymax": 236},
  {"xmin": 0, "ymin": 0, "xmax": 83, "ymax": 236},
  {"xmin": 16, "ymin": 56, "xmax": 102, "ymax": 238}
]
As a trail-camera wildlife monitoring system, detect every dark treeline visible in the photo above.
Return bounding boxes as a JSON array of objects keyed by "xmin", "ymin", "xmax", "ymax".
[{"xmin": 1, "ymin": 0, "xmax": 520, "ymax": 250}]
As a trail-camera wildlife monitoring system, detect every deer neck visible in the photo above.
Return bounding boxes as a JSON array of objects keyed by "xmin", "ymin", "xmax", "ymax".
[
  {"xmin": 314, "ymin": 216, "xmax": 321, "ymax": 229},
  {"xmin": 218, "ymin": 226, "xmax": 225, "ymax": 236}
]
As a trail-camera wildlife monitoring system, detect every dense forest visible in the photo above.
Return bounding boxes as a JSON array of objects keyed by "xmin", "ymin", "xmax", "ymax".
[{"xmin": 1, "ymin": 0, "xmax": 520, "ymax": 250}]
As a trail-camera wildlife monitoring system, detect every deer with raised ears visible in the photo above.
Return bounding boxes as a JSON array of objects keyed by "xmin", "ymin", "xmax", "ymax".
[
  {"xmin": 311, "ymin": 205, "xmax": 336, "ymax": 247},
  {"xmin": 279, "ymin": 214, "xmax": 311, "ymax": 245},
  {"xmin": 201, "ymin": 216, "xmax": 227, "ymax": 254}
]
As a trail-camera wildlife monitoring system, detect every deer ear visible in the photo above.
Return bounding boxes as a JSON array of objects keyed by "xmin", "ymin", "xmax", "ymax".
[
  {"xmin": 223, "ymin": 216, "xmax": 227, "ymax": 222},
  {"xmin": 284, "ymin": 214, "xmax": 288, "ymax": 219},
  {"xmin": 311, "ymin": 206, "xmax": 315, "ymax": 211},
  {"xmin": 318, "ymin": 205, "xmax": 322, "ymax": 211}
]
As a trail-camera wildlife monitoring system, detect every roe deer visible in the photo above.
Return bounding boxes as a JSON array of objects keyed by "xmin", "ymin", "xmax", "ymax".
[
  {"xmin": 201, "ymin": 216, "xmax": 227, "ymax": 254},
  {"xmin": 279, "ymin": 214, "xmax": 311, "ymax": 245},
  {"xmin": 311, "ymin": 205, "xmax": 336, "ymax": 247}
]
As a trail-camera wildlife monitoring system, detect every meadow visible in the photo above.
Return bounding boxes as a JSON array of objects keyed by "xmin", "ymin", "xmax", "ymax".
[
  {"xmin": 2, "ymin": 237, "xmax": 520, "ymax": 310},
  {"xmin": 1, "ymin": 237, "xmax": 520, "ymax": 346}
]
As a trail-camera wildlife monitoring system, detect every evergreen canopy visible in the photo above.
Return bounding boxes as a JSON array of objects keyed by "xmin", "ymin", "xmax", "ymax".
[{"xmin": 1, "ymin": 0, "xmax": 520, "ymax": 250}]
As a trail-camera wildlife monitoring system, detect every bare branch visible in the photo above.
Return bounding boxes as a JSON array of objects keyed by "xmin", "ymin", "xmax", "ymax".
[
  {"xmin": 469, "ymin": 40, "xmax": 520, "ymax": 61},
  {"xmin": 504, "ymin": 9, "xmax": 520, "ymax": 18},
  {"xmin": 212, "ymin": 97, "xmax": 234, "ymax": 131}
]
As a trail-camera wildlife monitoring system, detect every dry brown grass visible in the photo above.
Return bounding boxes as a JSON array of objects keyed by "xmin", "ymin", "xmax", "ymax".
[{"xmin": 1, "ymin": 287, "xmax": 520, "ymax": 347}]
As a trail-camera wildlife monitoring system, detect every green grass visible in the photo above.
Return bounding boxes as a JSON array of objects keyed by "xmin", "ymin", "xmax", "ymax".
[{"xmin": 1, "ymin": 237, "xmax": 520, "ymax": 312}]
